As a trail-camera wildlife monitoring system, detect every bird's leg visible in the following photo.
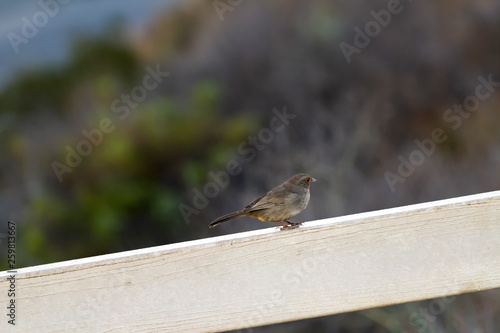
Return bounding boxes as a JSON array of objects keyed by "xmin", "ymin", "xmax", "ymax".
[
  {"xmin": 278, "ymin": 220, "xmax": 302, "ymax": 230},
  {"xmin": 286, "ymin": 220, "xmax": 303, "ymax": 227}
]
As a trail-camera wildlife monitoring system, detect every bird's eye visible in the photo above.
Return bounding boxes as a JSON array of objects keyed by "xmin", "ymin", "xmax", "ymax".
[{"xmin": 306, "ymin": 177, "xmax": 310, "ymax": 183}]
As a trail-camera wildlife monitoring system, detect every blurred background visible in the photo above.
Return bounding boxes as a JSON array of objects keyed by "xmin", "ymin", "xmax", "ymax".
[{"xmin": 1, "ymin": 0, "xmax": 499, "ymax": 331}]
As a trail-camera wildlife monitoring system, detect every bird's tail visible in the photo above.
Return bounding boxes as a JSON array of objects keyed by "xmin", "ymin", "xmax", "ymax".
[{"xmin": 209, "ymin": 211, "xmax": 245, "ymax": 228}]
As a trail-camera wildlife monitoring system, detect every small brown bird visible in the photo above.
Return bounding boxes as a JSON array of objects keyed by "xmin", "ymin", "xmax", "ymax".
[{"xmin": 209, "ymin": 173, "xmax": 316, "ymax": 229}]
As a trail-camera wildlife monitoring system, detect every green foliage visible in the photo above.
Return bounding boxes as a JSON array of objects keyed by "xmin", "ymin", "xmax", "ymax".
[
  {"xmin": 0, "ymin": 28, "xmax": 260, "ymax": 267},
  {"xmin": 0, "ymin": 29, "xmax": 263, "ymax": 267},
  {"xmin": 0, "ymin": 69, "xmax": 69, "ymax": 114},
  {"xmin": 13, "ymin": 74, "xmax": 258, "ymax": 265}
]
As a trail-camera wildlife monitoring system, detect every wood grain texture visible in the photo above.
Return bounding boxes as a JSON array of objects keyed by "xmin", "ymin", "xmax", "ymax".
[{"xmin": 1, "ymin": 190, "xmax": 500, "ymax": 332}]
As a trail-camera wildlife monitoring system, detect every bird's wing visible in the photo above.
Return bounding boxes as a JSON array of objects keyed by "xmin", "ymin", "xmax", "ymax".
[{"xmin": 244, "ymin": 186, "xmax": 287, "ymax": 212}]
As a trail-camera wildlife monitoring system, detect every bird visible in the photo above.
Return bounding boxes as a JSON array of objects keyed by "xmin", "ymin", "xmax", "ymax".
[{"xmin": 209, "ymin": 173, "xmax": 316, "ymax": 229}]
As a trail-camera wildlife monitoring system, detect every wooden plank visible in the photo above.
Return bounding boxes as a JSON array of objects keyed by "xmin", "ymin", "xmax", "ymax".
[{"xmin": 1, "ymin": 190, "xmax": 500, "ymax": 332}]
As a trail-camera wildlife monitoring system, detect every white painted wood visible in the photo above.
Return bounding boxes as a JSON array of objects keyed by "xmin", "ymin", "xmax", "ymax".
[{"xmin": 1, "ymin": 190, "xmax": 500, "ymax": 332}]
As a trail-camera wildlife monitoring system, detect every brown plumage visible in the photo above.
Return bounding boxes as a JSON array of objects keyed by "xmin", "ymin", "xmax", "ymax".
[{"xmin": 209, "ymin": 173, "xmax": 316, "ymax": 229}]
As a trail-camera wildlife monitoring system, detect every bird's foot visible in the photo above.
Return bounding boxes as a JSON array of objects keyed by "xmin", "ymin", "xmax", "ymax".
[{"xmin": 277, "ymin": 220, "xmax": 302, "ymax": 230}]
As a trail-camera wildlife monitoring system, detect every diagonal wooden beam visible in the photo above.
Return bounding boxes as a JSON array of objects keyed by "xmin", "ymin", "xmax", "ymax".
[{"xmin": 1, "ymin": 190, "xmax": 500, "ymax": 332}]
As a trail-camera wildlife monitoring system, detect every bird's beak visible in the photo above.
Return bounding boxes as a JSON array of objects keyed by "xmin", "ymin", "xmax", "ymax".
[{"xmin": 311, "ymin": 177, "xmax": 317, "ymax": 182}]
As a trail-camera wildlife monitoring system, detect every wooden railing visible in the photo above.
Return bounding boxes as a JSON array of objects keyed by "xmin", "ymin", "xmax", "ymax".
[{"xmin": 1, "ymin": 190, "xmax": 500, "ymax": 332}]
